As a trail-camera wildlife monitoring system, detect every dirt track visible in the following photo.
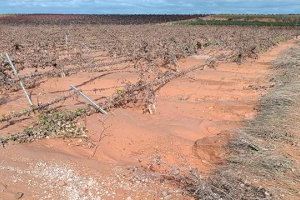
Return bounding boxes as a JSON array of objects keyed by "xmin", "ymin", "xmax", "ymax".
[{"xmin": 0, "ymin": 39, "xmax": 297, "ymax": 199}]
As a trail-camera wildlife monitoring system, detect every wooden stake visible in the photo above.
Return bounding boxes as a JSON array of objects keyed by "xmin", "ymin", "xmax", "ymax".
[
  {"xmin": 70, "ymin": 85, "xmax": 107, "ymax": 115},
  {"xmin": 5, "ymin": 53, "xmax": 34, "ymax": 107}
]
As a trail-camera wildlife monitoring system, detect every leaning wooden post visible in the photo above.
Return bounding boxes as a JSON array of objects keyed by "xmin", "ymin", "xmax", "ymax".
[
  {"xmin": 70, "ymin": 85, "xmax": 108, "ymax": 115},
  {"xmin": 5, "ymin": 53, "xmax": 34, "ymax": 107}
]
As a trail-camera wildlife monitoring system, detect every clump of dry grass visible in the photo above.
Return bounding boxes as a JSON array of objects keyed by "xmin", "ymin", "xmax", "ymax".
[
  {"xmin": 180, "ymin": 169, "xmax": 272, "ymax": 200},
  {"xmin": 174, "ymin": 42, "xmax": 300, "ymax": 199}
]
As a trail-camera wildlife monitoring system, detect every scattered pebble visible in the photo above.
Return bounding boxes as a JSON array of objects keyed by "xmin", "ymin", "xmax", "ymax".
[
  {"xmin": 57, "ymin": 181, "xmax": 67, "ymax": 187},
  {"xmin": 0, "ymin": 161, "xmax": 186, "ymax": 199},
  {"xmin": 0, "ymin": 183, "xmax": 7, "ymax": 192},
  {"xmin": 14, "ymin": 192, "xmax": 24, "ymax": 199}
]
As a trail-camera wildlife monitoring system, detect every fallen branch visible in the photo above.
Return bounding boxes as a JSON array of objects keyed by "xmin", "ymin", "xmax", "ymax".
[
  {"xmin": 15, "ymin": 59, "xmax": 130, "ymax": 82},
  {"xmin": 102, "ymin": 63, "xmax": 208, "ymax": 112},
  {"xmin": 0, "ymin": 93, "xmax": 74, "ymax": 123}
]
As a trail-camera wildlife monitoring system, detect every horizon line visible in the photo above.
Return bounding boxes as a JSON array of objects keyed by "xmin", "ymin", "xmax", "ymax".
[{"xmin": 1, "ymin": 13, "xmax": 299, "ymax": 15}]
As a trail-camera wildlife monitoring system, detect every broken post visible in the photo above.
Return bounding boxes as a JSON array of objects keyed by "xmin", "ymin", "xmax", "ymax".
[
  {"xmin": 70, "ymin": 85, "xmax": 108, "ymax": 115},
  {"xmin": 5, "ymin": 53, "xmax": 34, "ymax": 107}
]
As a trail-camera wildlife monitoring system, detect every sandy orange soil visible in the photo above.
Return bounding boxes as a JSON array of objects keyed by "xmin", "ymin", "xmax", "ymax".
[{"xmin": 0, "ymin": 39, "xmax": 297, "ymax": 199}]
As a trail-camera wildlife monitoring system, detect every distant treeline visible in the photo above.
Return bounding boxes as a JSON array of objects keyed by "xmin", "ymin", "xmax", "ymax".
[
  {"xmin": 210, "ymin": 14, "xmax": 300, "ymax": 23},
  {"xmin": 183, "ymin": 19, "xmax": 300, "ymax": 27},
  {"xmin": 178, "ymin": 14, "xmax": 300, "ymax": 27}
]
